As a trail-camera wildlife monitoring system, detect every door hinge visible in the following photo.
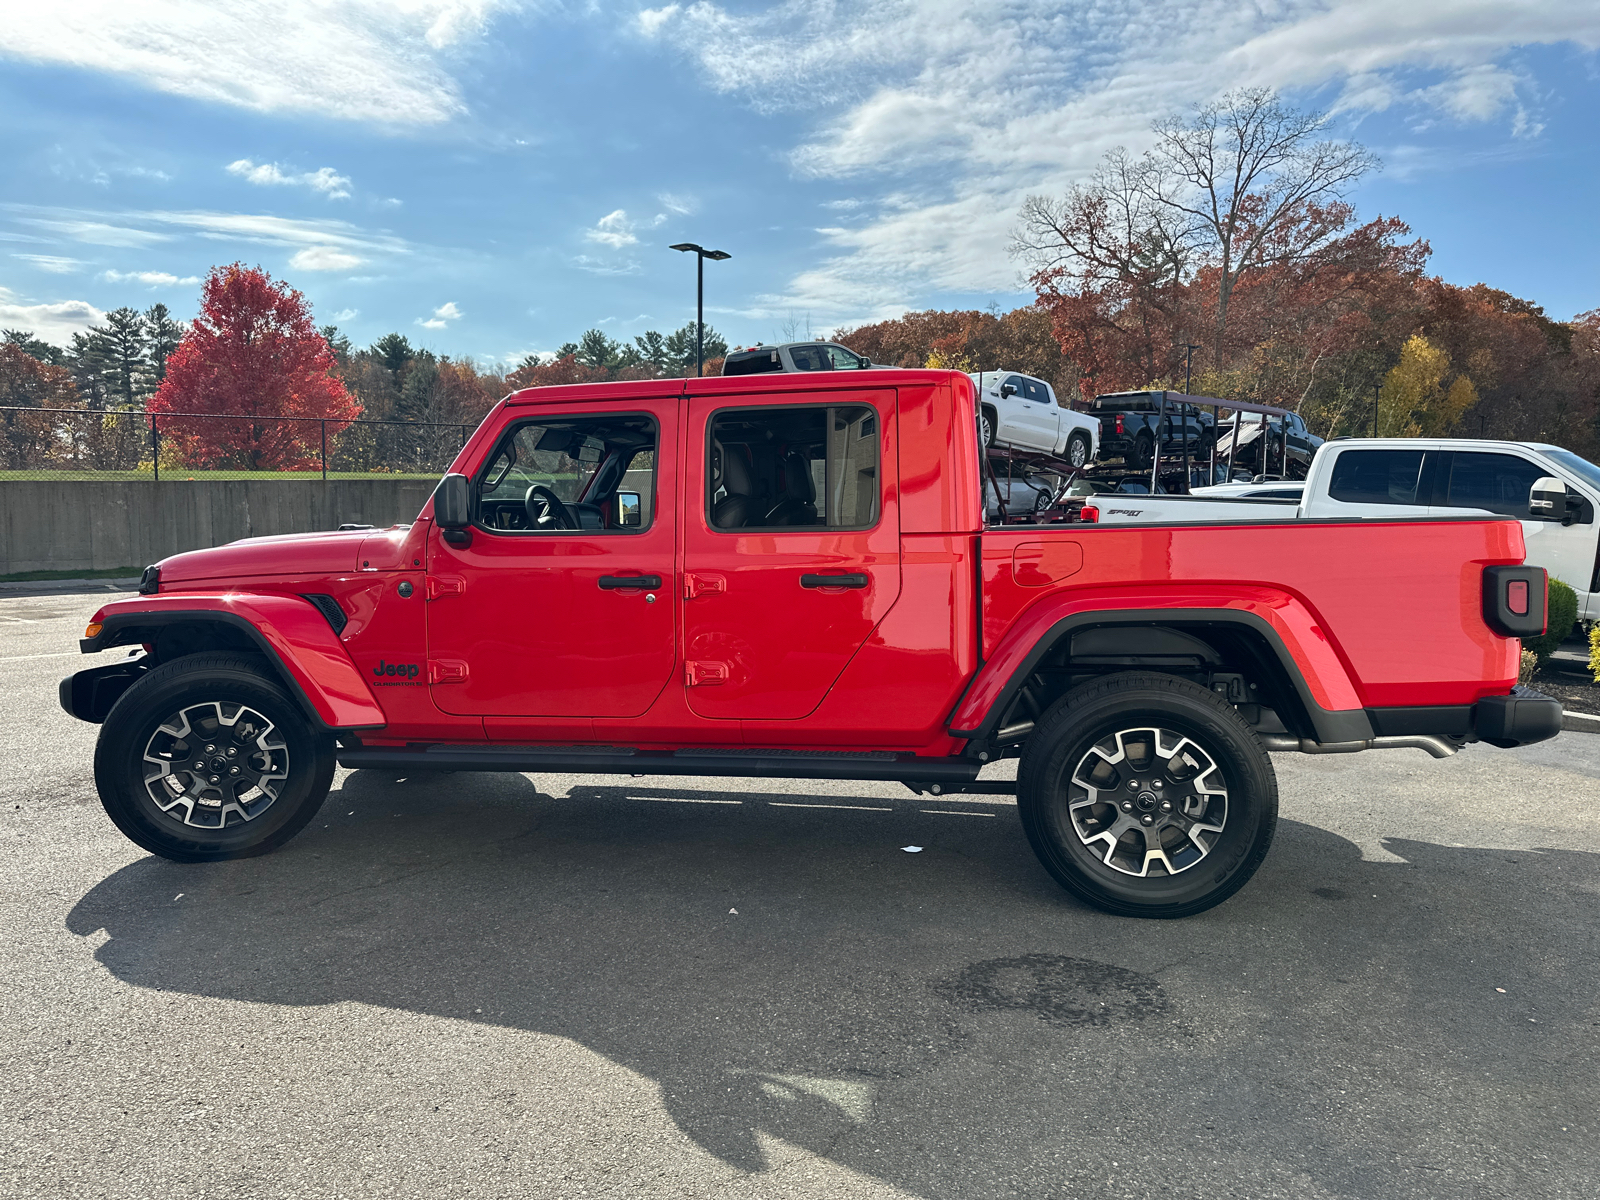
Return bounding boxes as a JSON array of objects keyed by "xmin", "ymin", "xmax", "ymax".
[
  {"xmin": 683, "ymin": 572, "xmax": 726, "ymax": 600},
  {"xmin": 427, "ymin": 659, "xmax": 469, "ymax": 684},
  {"xmin": 685, "ymin": 660, "xmax": 729, "ymax": 687},
  {"xmin": 426, "ymin": 576, "xmax": 465, "ymax": 601}
]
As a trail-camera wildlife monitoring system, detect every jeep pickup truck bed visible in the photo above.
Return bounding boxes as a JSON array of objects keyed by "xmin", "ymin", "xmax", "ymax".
[{"xmin": 62, "ymin": 369, "xmax": 1560, "ymax": 917}]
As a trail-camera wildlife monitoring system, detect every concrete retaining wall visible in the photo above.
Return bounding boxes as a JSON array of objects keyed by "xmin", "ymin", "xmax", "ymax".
[{"xmin": 1, "ymin": 479, "xmax": 436, "ymax": 574}]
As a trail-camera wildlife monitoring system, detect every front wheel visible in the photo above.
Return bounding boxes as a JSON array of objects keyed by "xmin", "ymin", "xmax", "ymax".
[
  {"xmin": 1017, "ymin": 672, "xmax": 1278, "ymax": 918},
  {"xmin": 94, "ymin": 652, "xmax": 336, "ymax": 862},
  {"xmin": 978, "ymin": 407, "xmax": 997, "ymax": 448}
]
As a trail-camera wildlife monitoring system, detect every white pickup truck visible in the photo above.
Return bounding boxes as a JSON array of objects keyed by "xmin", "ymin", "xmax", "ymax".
[{"xmin": 1086, "ymin": 438, "xmax": 1600, "ymax": 618}]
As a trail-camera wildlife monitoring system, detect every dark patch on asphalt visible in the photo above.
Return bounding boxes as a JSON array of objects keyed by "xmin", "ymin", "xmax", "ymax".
[
  {"xmin": 1312, "ymin": 886, "xmax": 1347, "ymax": 900},
  {"xmin": 933, "ymin": 953, "xmax": 1170, "ymax": 1027}
]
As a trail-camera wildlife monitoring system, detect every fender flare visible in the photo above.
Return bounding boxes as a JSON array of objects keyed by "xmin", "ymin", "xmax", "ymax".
[
  {"xmin": 948, "ymin": 599, "xmax": 1373, "ymax": 746},
  {"xmin": 78, "ymin": 594, "xmax": 386, "ymax": 730}
]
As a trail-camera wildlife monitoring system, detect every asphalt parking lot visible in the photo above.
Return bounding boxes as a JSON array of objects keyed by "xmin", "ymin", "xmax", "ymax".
[{"xmin": 3, "ymin": 589, "xmax": 1598, "ymax": 1199}]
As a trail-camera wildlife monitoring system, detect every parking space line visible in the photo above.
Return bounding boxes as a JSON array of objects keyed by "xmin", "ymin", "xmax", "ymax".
[
  {"xmin": 769, "ymin": 802, "xmax": 892, "ymax": 812},
  {"xmin": 920, "ymin": 809, "xmax": 997, "ymax": 817},
  {"xmin": 637, "ymin": 796, "xmax": 743, "ymax": 805}
]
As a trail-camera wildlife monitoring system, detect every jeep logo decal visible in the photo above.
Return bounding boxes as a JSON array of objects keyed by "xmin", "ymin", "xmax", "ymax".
[{"xmin": 373, "ymin": 659, "xmax": 420, "ymax": 679}]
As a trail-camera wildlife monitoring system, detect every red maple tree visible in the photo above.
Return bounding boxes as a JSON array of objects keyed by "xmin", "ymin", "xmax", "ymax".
[{"xmin": 148, "ymin": 264, "xmax": 360, "ymax": 470}]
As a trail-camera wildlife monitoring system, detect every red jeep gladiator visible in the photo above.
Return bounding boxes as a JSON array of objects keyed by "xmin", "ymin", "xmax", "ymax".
[{"xmin": 62, "ymin": 370, "xmax": 1561, "ymax": 917}]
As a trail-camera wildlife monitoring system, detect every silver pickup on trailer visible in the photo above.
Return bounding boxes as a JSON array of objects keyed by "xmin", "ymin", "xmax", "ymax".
[{"xmin": 1084, "ymin": 438, "xmax": 1600, "ymax": 619}]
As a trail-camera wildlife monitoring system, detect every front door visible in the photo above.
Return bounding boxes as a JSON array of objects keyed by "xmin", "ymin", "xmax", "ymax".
[
  {"xmin": 426, "ymin": 400, "xmax": 679, "ymax": 717},
  {"xmin": 681, "ymin": 390, "xmax": 901, "ymax": 721}
]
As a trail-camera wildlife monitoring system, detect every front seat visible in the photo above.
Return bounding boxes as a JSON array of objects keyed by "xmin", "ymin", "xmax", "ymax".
[{"xmin": 711, "ymin": 443, "xmax": 758, "ymax": 528}]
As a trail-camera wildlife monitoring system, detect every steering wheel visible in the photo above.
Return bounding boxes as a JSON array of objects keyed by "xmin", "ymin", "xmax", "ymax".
[{"xmin": 525, "ymin": 485, "xmax": 577, "ymax": 530}]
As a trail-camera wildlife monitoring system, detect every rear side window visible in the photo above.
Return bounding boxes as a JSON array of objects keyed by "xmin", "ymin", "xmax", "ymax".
[
  {"xmin": 788, "ymin": 345, "xmax": 832, "ymax": 371},
  {"xmin": 707, "ymin": 404, "xmax": 880, "ymax": 531},
  {"xmin": 723, "ymin": 350, "xmax": 783, "ymax": 376},
  {"xmin": 1023, "ymin": 378, "xmax": 1050, "ymax": 403},
  {"xmin": 1327, "ymin": 449, "xmax": 1426, "ymax": 505},
  {"xmin": 1445, "ymin": 452, "xmax": 1546, "ymax": 517}
]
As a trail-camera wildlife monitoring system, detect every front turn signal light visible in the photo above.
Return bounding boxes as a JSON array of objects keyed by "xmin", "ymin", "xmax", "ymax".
[{"xmin": 84, "ymin": 622, "xmax": 102, "ymax": 639}]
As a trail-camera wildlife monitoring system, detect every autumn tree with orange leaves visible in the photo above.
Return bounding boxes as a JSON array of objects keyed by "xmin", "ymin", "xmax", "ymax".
[{"xmin": 148, "ymin": 264, "xmax": 360, "ymax": 470}]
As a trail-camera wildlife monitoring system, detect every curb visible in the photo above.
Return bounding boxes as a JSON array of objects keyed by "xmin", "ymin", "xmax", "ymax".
[
  {"xmin": 1561, "ymin": 710, "xmax": 1600, "ymax": 735},
  {"xmin": 0, "ymin": 577, "xmax": 141, "ymax": 595}
]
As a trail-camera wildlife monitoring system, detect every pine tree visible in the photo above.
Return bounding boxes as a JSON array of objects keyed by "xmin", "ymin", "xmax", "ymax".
[
  {"xmin": 2, "ymin": 330, "xmax": 68, "ymax": 367},
  {"xmin": 144, "ymin": 303, "xmax": 185, "ymax": 384},
  {"xmin": 67, "ymin": 330, "xmax": 115, "ymax": 409}
]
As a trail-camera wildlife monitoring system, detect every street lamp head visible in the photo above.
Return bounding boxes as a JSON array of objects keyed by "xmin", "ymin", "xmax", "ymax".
[
  {"xmin": 703, "ymin": 249, "xmax": 732, "ymax": 261},
  {"xmin": 669, "ymin": 243, "xmax": 702, "ymax": 254}
]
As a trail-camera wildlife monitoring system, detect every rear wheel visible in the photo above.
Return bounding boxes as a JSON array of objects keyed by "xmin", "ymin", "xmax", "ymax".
[
  {"xmin": 1017, "ymin": 672, "xmax": 1277, "ymax": 918},
  {"xmin": 1066, "ymin": 431, "xmax": 1090, "ymax": 469},
  {"xmin": 94, "ymin": 652, "xmax": 336, "ymax": 862},
  {"xmin": 1131, "ymin": 433, "xmax": 1154, "ymax": 469}
]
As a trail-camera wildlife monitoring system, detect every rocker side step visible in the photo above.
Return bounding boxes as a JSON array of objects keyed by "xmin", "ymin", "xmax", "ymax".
[{"xmin": 337, "ymin": 744, "xmax": 992, "ymax": 786}]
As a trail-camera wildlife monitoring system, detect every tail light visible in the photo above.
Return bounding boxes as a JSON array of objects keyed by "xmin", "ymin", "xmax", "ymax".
[
  {"xmin": 1080, "ymin": 505, "xmax": 1099, "ymax": 523},
  {"xmin": 1482, "ymin": 566, "xmax": 1546, "ymax": 638},
  {"xmin": 1114, "ymin": 415, "xmax": 1124, "ymax": 434}
]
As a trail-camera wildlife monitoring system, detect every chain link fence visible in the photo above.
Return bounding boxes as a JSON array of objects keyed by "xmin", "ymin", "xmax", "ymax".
[{"xmin": 0, "ymin": 407, "xmax": 476, "ymax": 480}]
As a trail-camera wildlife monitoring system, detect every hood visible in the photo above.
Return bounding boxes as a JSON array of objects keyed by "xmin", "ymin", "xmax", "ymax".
[{"xmin": 156, "ymin": 526, "xmax": 413, "ymax": 584}]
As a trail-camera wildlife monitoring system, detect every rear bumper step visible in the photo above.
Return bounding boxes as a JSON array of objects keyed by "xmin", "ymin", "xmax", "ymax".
[{"xmin": 337, "ymin": 745, "xmax": 986, "ymax": 785}]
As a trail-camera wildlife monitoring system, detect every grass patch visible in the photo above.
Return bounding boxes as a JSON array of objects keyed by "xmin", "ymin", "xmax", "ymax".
[
  {"xmin": 0, "ymin": 566, "xmax": 141, "ymax": 582},
  {"xmin": 0, "ymin": 470, "xmax": 441, "ymax": 482}
]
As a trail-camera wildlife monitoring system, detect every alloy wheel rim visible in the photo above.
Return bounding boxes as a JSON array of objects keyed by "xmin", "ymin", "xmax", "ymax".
[
  {"xmin": 141, "ymin": 701, "xmax": 290, "ymax": 828},
  {"xmin": 1064, "ymin": 725, "xmax": 1228, "ymax": 877}
]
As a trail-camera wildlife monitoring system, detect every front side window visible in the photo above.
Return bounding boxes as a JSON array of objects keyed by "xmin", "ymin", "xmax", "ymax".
[
  {"xmin": 707, "ymin": 404, "xmax": 880, "ymax": 531},
  {"xmin": 1327, "ymin": 449, "xmax": 1426, "ymax": 505},
  {"xmin": 1445, "ymin": 452, "xmax": 1547, "ymax": 518},
  {"xmin": 476, "ymin": 413, "xmax": 657, "ymax": 533},
  {"xmin": 1001, "ymin": 375, "xmax": 1024, "ymax": 398},
  {"xmin": 826, "ymin": 345, "xmax": 865, "ymax": 369}
]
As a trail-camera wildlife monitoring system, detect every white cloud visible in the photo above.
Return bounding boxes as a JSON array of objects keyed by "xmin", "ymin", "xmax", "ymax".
[
  {"xmin": 572, "ymin": 254, "xmax": 642, "ymax": 276},
  {"xmin": 416, "ymin": 300, "xmax": 462, "ymax": 329},
  {"xmin": 0, "ymin": 2, "xmax": 517, "ymax": 125},
  {"xmin": 101, "ymin": 268, "xmax": 202, "ymax": 286},
  {"xmin": 15, "ymin": 218, "xmax": 170, "ymax": 248},
  {"xmin": 227, "ymin": 159, "xmax": 353, "ymax": 199},
  {"xmin": 290, "ymin": 246, "xmax": 365, "ymax": 271},
  {"xmin": 639, "ymin": 0, "xmax": 1600, "ymax": 322},
  {"xmin": 657, "ymin": 191, "xmax": 695, "ymax": 215},
  {"xmin": 330, "ymin": 307, "xmax": 359, "ymax": 321},
  {"xmin": 13, "ymin": 254, "xmax": 85, "ymax": 273},
  {"xmin": 586, "ymin": 209, "xmax": 639, "ymax": 248},
  {"xmin": 0, "ymin": 287, "xmax": 105, "ymax": 344}
]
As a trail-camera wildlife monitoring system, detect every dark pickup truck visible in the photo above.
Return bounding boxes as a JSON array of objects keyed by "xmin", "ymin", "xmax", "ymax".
[{"xmin": 1090, "ymin": 391, "xmax": 1213, "ymax": 468}]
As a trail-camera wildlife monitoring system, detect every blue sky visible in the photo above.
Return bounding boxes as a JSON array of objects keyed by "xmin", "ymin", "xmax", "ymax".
[{"xmin": 1, "ymin": 1, "xmax": 1596, "ymax": 367}]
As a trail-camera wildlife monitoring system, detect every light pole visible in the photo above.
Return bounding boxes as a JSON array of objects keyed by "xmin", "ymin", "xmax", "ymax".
[
  {"xmin": 669, "ymin": 242, "xmax": 731, "ymax": 377},
  {"xmin": 1182, "ymin": 343, "xmax": 1201, "ymax": 489}
]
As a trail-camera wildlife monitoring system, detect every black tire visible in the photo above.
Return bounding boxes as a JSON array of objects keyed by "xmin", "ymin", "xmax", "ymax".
[
  {"xmin": 1066, "ymin": 431, "xmax": 1090, "ymax": 469},
  {"xmin": 94, "ymin": 652, "xmax": 336, "ymax": 862},
  {"xmin": 1131, "ymin": 433, "xmax": 1154, "ymax": 469},
  {"xmin": 979, "ymin": 407, "xmax": 998, "ymax": 448},
  {"xmin": 1017, "ymin": 672, "xmax": 1277, "ymax": 918}
]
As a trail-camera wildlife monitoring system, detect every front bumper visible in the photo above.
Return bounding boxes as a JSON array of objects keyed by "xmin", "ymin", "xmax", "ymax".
[{"xmin": 1473, "ymin": 686, "xmax": 1563, "ymax": 748}]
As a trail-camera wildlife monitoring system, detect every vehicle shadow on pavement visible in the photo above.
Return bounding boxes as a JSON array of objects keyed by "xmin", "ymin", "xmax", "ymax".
[{"xmin": 67, "ymin": 771, "xmax": 1600, "ymax": 1198}]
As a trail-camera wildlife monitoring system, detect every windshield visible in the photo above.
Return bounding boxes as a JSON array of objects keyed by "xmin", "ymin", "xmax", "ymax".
[{"xmin": 1542, "ymin": 448, "xmax": 1600, "ymax": 492}]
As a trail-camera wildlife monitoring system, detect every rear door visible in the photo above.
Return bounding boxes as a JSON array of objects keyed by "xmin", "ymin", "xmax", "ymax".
[
  {"xmin": 1430, "ymin": 449, "xmax": 1598, "ymax": 602},
  {"xmin": 680, "ymin": 388, "xmax": 901, "ymax": 720}
]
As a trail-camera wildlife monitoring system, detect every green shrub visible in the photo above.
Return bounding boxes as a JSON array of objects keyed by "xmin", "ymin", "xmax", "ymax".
[
  {"xmin": 1589, "ymin": 624, "xmax": 1600, "ymax": 683},
  {"xmin": 1524, "ymin": 577, "xmax": 1578, "ymax": 662}
]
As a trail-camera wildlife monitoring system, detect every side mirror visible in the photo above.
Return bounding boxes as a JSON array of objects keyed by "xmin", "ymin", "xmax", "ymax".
[
  {"xmin": 616, "ymin": 491, "xmax": 642, "ymax": 528},
  {"xmin": 434, "ymin": 473, "xmax": 472, "ymax": 546},
  {"xmin": 1529, "ymin": 476, "xmax": 1567, "ymax": 519},
  {"xmin": 1000, "ymin": 384, "xmax": 1017, "ymax": 398}
]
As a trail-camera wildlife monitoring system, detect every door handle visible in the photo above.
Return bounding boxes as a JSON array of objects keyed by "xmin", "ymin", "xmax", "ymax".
[
  {"xmin": 800, "ymin": 573, "xmax": 868, "ymax": 589},
  {"xmin": 598, "ymin": 575, "xmax": 662, "ymax": 590}
]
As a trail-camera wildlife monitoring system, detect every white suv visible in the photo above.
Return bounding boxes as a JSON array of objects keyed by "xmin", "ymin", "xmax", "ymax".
[
  {"xmin": 969, "ymin": 371, "xmax": 1101, "ymax": 468},
  {"xmin": 722, "ymin": 341, "xmax": 883, "ymax": 374}
]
